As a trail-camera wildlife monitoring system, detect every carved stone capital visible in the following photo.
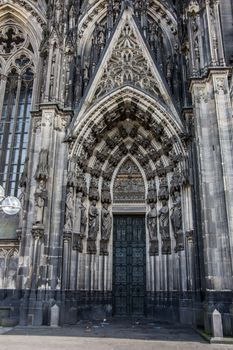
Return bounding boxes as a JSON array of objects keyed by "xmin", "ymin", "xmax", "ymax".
[
  {"xmin": 16, "ymin": 228, "xmax": 22, "ymax": 242},
  {"xmin": 63, "ymin": 230, "xmax": 72, "ymax": 242},
  {"xmin": 32, "ymin": 225, "xmax": 44, "ymax": 240},
  {"xmin": 186, "ymin": 230, "xmax": 194, "ymax": 242}
]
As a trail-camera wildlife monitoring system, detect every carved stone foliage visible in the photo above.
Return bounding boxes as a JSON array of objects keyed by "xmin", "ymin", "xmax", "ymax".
[{"xmin": 113, "ymin": 158, "xmax": 145, "ymax": 203}]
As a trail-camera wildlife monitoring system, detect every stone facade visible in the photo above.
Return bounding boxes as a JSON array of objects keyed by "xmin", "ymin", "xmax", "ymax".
[{"xmin": 0, "ymin": 0, "xmax": 232, "ymax": 336}]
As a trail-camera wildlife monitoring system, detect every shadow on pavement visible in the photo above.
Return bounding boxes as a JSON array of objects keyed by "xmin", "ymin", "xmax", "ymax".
[{"xmin": 4, "ymin": 319, "xmax": 206, "ymax": 344}]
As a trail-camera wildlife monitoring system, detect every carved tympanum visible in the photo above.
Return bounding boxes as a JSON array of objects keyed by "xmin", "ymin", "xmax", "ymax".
[{"xmin": 113, "ymin": 159, "xmax": 145, "ymax": 203}]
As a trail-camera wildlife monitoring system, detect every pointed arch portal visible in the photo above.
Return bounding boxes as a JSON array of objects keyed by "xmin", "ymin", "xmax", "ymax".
[
  {"xmin": 64, "ymin": 84, "xmax": 194, "ymax": 318},
  {"xmin": 62, "ymin": 3, "xmax": 195, "ymax": 321}
]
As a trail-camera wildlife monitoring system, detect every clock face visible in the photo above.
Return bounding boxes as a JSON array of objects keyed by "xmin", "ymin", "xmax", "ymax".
[{"xmin": 2, "ymin": 196, "xmax": 21, "ymax": 215}]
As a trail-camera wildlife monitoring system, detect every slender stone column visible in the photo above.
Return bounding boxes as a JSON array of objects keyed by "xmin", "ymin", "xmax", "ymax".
[{"xmin": 62, "ymin": 235, "xmax": 71, "ymax": 290}]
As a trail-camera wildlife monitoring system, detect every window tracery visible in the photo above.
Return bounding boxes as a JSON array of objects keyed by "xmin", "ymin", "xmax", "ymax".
[{"xmin": 0, "ymin": 22, "xmax": 35, "ymax": 196}]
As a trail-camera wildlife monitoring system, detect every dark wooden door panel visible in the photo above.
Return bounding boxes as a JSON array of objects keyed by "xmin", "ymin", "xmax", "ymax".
[{"xmin": 113, "ymin": 216, "xmax": 146, "ymax": 317}]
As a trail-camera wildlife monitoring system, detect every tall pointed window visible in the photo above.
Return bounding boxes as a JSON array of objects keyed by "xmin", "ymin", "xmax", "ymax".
[
  {"xmin": 0, "ymin": 67, "xmax": 33, "ymax": 196},
  {"xmin": 0, "ymin": 23, "xmax": 35, "ymax": 196}
]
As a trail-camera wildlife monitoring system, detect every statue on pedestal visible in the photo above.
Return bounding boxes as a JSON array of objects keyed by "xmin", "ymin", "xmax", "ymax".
[
  {"xmin": 34, "ymin": 180, "xmax": 48, "ymax": 225},
  {"xmin": 100, "ymin": 204, "xmax": 112, "ymax": 255},
  {"xmin": 147, "ymin": 203, "xmax": 159, "ymax": 256},
  {"xmin": 87, "ymin": 201, "xmax": 99, "ymax": 254},
  {"xmin": 159, "ymin": 200, "xmax": 171, "ymax": 254},
  {"xmin": 64, "ymin": 187, "xmax": 74, "ymax": 232}
]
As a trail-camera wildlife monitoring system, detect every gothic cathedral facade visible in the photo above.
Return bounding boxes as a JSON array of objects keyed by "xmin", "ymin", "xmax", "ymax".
[{"xmin": 0, "ymin": 0, "xmax": 233, "ymax": 335}]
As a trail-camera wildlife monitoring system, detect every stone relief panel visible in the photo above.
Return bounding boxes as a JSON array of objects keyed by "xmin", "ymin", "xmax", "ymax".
[
  {"xmin": 0, "ymin": 248, "xmax": 19, "ymax": 289},
  {"xmin": 113, "ymin": 158, "xmax": 145, "ymax": 203}
]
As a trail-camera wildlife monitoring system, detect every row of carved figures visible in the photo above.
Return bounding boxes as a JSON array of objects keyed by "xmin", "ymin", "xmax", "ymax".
[
  {"xmin": 63, "ymin": 186, "xmax": 183, "ymax": 257},
  {"xmin": 147, "ymin": 190, "xmax": 183, "ymax": 256},
  {"xmin": 64, "ymin": 190, "xmax": 112, "ymax": 256}
]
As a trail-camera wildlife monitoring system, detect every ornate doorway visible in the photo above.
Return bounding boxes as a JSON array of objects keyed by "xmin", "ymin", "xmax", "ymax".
[{"xmin": 113, "ymin": 215, "xmax": 146, "ymax": 317}]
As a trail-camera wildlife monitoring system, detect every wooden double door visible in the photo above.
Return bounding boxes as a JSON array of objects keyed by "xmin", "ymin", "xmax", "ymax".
[{"xmin": 113, "ymin": 215, "xmax": 146, "ymax": 317}]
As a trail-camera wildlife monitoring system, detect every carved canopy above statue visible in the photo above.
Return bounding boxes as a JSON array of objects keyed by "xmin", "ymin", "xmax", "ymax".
[{"xmin": 113, "ymin": 158, "xmax": 145, "ymax": 203}]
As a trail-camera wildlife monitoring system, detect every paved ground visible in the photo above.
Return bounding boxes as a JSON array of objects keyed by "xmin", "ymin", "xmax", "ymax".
[{"xmin": 1, "ymin": 319, "xmax": 233, "ymax": 350}]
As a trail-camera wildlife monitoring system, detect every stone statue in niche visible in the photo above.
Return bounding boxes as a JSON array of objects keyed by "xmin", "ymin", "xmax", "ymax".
[
  {"xmin": 158, "ymin": 176, "xmax": 169, "ymax": 200},
  {"xmin": 7, "ymin": 269, "xmax": 16, "ymax": 289},
  {"xmin": 76, "ymin": 169, "xmax": 87, "ymax": 195},
  {"xmin": 100, "ymin": 204, "xmax": 112, "ymax": 256},
  {"xmin": 35, "ymin": 149, "xmax": 49, "ymax": 180},
  {"xmin": 89, "ymin": 177, "xmax": 99, "ymax": 201},
  {"xmin": 80, "ymin": 196, "xmax": 87, "ymax": 237},
  {"xmin": 64, "ymin": 187, "xmax": 74, "ymax": 232},
  {"xmin": 171, "ymin": 191, "xmax": 184, "ymax": 252},
  {"xmin": 67, "ymin": 162, "xmax": 77, "ymax": 187},
  {"xmin": 101, "ymin": 178, "xmax": 112, "ymax": 204},
  {"xmin": 73, "ymin": 194, "xmax": 87, "ymax": 252},
  {"xmin": 34, "ymin": 180, "xmax": 48, "ymax": 225},
  {"xmin": 147, "ymin": 203, "xmax": 159, "ymax": 256},
  {"xmin": 170, "ymin": 169, "xmax": 184, "ymax": 195},
  {"xmin": 147, "ymin": 178, "xmax": 157, "ymax": 203},
  {"xmin": 18, "ymin": 186, "xmax": 26, "ymax": 228},
  {"xmin": 159, "ymin": 200, "xmax": 171, "ymax": 254},
  {"xmin": 87, "ymin": 201, "xmax": 99, "ymax": 254},
  {"xmin": 18, "ymin": 158, "xmax": 28, "ymax": 227}
]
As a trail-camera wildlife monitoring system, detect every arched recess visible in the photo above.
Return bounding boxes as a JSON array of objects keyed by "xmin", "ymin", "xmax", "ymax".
[{"xmin": 62, "ymin": 87, "xmax": 195, "ymax": 296}]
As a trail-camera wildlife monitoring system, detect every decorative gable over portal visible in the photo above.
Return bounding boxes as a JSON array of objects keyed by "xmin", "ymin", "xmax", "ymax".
[{"xmin": 77, "ymin": 4, "xmax": 179, "ymax": 120}]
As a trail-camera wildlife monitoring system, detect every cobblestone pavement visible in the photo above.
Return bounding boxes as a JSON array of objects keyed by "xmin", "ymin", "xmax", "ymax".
[{"xmin": 1, "ymin": 320, "xmax": 233, "ymax": 350}]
